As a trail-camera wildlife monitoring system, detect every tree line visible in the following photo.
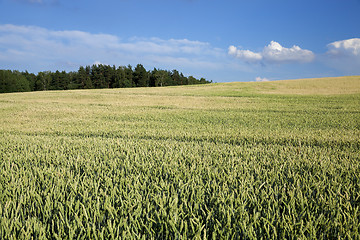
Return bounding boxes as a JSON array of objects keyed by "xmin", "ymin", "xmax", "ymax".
[{"xmin": 0, "ymin": 64, "xmax": 212, "ymax": 93}]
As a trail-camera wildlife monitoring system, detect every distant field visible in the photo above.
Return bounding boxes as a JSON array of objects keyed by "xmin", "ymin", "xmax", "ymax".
[{"xmin": 0, "ymin": 76, "xmax": 359, "ymax": 239}]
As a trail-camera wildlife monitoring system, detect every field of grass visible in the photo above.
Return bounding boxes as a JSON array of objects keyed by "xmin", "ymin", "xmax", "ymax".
[{"xmin": 0, "ymin": 76, "xmax": 359, "ymax": 239}]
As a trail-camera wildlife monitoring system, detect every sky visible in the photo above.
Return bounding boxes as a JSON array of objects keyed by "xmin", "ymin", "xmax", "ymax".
[{"xmin": 0, "ymin": 0, "xmax": 359, "ymax": 82}]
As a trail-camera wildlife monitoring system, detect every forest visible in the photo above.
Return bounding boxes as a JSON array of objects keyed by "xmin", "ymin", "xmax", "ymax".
[{"xmin": 0, "ymin": 64, "xmax": 211, "ymax": 93}]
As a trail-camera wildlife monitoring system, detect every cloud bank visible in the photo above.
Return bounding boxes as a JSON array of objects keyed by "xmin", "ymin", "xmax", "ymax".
[
  {"xmin": 0, "ymin": 24, "xmax": 223, "ymax": 72},
  {"xmin": 229, "ymin": 41, "xmax": 315, "ymax": 64},
  {"xmin": 1, "ymin": 23, "xmax": 358, "ymax": 81}
]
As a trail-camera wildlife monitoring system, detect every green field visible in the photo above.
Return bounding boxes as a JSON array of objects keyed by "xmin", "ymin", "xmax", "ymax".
[{"xmin": 0, "ymin": 76, "xmax": 359, "ymax": 239}]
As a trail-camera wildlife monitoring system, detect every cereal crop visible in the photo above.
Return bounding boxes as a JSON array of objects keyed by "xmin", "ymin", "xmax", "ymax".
[{"xmin": 0, "ymin": 76, "xmax": 359, "ymax": 239}]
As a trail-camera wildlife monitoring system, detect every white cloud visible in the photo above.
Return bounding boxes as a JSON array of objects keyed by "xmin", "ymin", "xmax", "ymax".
[
  {"xmin": 92, "ymin": 61, "xmax": 106, "ymax": 66},
  {"xmin": 263, "ymin": 41, "xmax": 314, "ymax": 63},
  {"xmin": 255, "ymin": 77, "xmax": 270, "ymax": 82},
  {"xmin": 118, "ymin": 37, "xmax": 220, "ymax": 56},
  {"xmin": 323, "ymin": 38, "xmax": 360, "ymax": 74},
  {"xmin": 229, "ymin": 41, "xmax": 315, "ymax": 64},
  {"xmin": 228, "ymin": 46, "xmax": 262, "ymax": 62},
  {"xmin": 327, "ymin": 38, "xmax": 360, "ymax": 56},
  {"xmin": 0, "ymin": 24, "xmax": 223, "ymax": 72}
]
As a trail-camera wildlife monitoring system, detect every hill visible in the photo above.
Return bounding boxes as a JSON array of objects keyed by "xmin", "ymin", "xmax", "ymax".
[{"xmin": 176, "ymin": 75, "xmax": 360, "ymax": 96}]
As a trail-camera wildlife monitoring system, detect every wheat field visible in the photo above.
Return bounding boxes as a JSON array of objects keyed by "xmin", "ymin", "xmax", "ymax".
[{"xmin": 0, "ymin": 76, "xmax": 359, "ymax": 239}]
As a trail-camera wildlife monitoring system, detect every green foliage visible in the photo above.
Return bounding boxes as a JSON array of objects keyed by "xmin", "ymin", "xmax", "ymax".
[
  {"xmin": 0, "ymin": 78, "xmax": 359, "ymax": 239},
  {"xmin": 0, "ymin": 70, "xmax": 30, "ymax": 93},
  {"xmin": 0, "ymin": 64, "xmax": 211, "ymax": 94},
  {"xmin": 133, "ymin": 64, "xmax": 149, "ymax": 87}
]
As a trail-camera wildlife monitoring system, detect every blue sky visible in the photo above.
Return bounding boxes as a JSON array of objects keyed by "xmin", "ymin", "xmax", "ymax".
[{"xmin": 0, "ymin": 0, "xmax": 359, "ymax": 82}]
